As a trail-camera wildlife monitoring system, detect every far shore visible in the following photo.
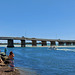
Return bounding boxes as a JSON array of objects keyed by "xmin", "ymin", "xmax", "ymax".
[{"xmin": 0, "ymin": 45, "xmax": 75, "ymax": 47}]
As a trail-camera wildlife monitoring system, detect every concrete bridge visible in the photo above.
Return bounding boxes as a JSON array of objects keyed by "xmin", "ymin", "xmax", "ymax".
[{"xmin": 0, "ymin": 37, "xmax": 75, "ymax": 47}]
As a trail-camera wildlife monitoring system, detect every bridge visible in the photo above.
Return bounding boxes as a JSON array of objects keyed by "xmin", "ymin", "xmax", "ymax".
[{"xmin": 0, "ymin": 36, "xmax": 75, "ymax": 47}]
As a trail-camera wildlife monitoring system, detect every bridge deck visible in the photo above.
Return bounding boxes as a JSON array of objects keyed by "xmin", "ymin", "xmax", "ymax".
[{"xmin": 0, "ymin": 37, "xmax": 75, "ymax": 42}]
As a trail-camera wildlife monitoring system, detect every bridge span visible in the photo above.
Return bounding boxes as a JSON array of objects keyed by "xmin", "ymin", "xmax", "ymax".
[{"xmin": 0, "ymin": 37, "xmax": 75, "ymax": 47}]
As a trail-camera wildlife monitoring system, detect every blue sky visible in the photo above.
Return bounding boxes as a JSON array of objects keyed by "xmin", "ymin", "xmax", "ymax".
[{"xmin": 0, "ymin": 0, "xmax": 75, "ymax": 40}]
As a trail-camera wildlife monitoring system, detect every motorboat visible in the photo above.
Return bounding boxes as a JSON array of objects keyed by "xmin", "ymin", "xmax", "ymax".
[{"xmin": 49, "ymin": 46, "xmax": 57, "ymax": 50}]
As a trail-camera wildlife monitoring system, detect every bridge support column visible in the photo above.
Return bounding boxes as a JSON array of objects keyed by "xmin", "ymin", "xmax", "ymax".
[
  {"xmin": 50, "ymin": 41, "xmax": 56, "ymax": 46},
  {"xmin": 59, "ymin": 42, "xmax": 64, "ymax": 46},
  {"xmin": 32, "ymin": 40, "xmax": 36, "ymax": 46},
  {"xmin": 73, "ymin": 42, "xmax": 75, "ymax": 45},
  {"xmin": 66, "ymin": 42, "xmax": 71, "ymax": 46},
  {"xmin": 21, "ymin": 40, "xmax": 25, "ymax": 47},
  {"xmin": 42, "ymin": 41, "xmax": 47, "ymax": 46},
  {"xmin": 7, "ymin": 39, "xmax": 14, "ymax": 47}
]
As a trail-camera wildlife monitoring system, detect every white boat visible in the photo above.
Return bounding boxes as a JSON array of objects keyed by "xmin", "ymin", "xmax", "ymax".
[{"xmin": 49, "ymin": 46, "xmax": 57, "ymax": 50}]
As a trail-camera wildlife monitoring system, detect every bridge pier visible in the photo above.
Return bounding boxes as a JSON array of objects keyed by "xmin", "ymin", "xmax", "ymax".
[
  {"xmin": 7, "ymin": 39, "xmax": 14, "ymax": 47},
  {"xmin": 32, "ymin": 40, "xmax": 37, "ymax": 46},
  {"xmin": 66, "ymin": 42, "xmax": 71, "ymax": 46},
  {"xmin": 21, "ymin": 40, "xmax": 25, "ymax": 47},
  {"xmin": 72, "ymin": 42, "xmax": 75, "ymax": 45},
  {"xmin": 42, "ymin": 41, "xmax": 47, "ymax": 46},
  {"xmin": 50, "ymin": 41, "xmax": 56, "ymax": 46},
  {"xmin": 59, "ymin": 42, "xmax": 64, "ymax": 46}
]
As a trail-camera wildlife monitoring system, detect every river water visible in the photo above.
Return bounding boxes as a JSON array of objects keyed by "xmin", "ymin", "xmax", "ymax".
[{"xmin": 1, "ymin": 47, "xmax": 75, "ymax": 75}]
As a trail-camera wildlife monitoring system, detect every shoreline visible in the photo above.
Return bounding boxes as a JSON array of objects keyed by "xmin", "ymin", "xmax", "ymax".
[
  {"xmin": 0, "ymin": 45, "xmax": 75, "ymax": 47},
  {"xmin": 0, "ymin": 66, "xmax": 20, "ymax": 75},
  {"xmin": 14, "ymin": 45, "xmax": 75, "ymax": 47}
]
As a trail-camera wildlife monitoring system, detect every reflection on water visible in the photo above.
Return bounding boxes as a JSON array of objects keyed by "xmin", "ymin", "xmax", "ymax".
[{"xmin": 1, "ymin": 47, "xmax": 75, "ymax": 75}]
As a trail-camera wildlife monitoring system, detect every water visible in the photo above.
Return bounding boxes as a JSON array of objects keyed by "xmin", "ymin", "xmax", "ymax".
[{"xmin": 1, "ymin": 47, "xmax": 75, "ymax": 75}]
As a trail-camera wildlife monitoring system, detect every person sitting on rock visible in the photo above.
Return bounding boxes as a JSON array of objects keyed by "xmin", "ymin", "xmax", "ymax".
[{"xmin": 8, "ymin": 51, "xmax": 15, "ymax": 71}]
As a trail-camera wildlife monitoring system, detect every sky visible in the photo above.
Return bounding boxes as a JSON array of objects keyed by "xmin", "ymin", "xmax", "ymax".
[{"xmin": 0, "ymin": 0, "xmax": 75, "ymax": 40}]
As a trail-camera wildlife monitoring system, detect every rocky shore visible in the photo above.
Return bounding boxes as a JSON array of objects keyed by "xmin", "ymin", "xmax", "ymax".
[
  {"xmin": 0, "ymin": 66, "xmax": 20, "ymax": 75},
  {"xmin": 0, "ymin": 52, "xmax": 20, "ymax": 75}
]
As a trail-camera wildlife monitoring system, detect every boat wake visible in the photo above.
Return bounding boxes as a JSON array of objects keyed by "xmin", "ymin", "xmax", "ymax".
[
  {"xmin": 48, "ymin": 47, "xmax": 75, "ymax": 52},
  {"xmin": 56, "ymin": 49, "xmax": 75, "ymax": 52}
]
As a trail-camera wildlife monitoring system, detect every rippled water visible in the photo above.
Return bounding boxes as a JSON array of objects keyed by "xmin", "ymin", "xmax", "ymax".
[{"xmin": 1, "ymin": 47, "xmax": 75, "ymax": 75}]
